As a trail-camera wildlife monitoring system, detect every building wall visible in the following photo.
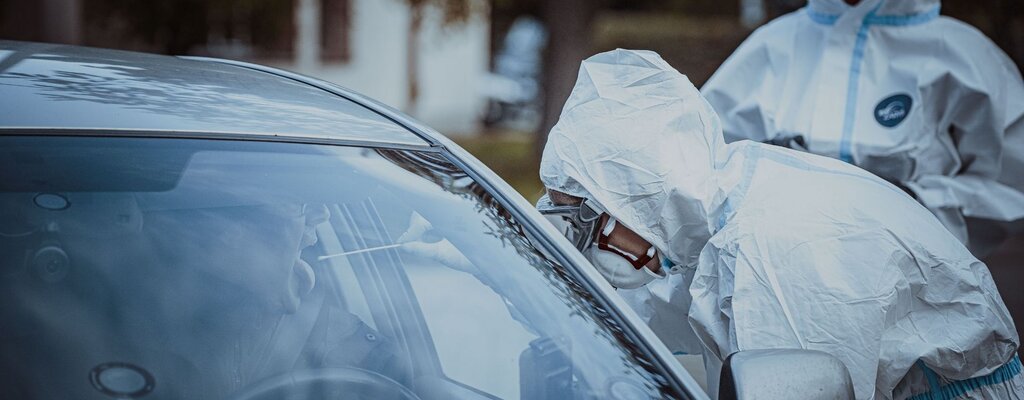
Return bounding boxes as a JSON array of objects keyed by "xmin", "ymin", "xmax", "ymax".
[
  {"xmin": 266, "ymin": 0, "xmax": 489, "ymax": 136},
  {"xmin": 415, "ymin": 5, "xmax": 489, "ymax": 135}
]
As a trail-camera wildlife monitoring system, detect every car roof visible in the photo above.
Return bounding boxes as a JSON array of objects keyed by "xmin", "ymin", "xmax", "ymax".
[{"xmin": 0, "ymin": 41, "xmax": 430, "ymax": 147}]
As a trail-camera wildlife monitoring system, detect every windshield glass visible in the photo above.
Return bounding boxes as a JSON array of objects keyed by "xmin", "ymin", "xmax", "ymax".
[{"xmin": 0, "ymin": 136, "xmax": 682, "ymax": 400}]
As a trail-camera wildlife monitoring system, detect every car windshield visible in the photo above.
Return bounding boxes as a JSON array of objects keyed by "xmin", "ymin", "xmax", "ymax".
[{"xmin": 0, "ymin": 136, "xmax": 682, "ymax": 400}]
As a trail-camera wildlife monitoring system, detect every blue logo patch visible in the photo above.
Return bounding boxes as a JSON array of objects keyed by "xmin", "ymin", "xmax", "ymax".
[{"xmin": 874, "ymin": 94, "xmax": 912, "ymax": 128}]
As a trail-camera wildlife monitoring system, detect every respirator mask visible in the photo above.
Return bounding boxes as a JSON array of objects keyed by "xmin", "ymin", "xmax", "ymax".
[{"xmin": 536, "ymin": 194, "xmax": 664, "ymax": 289}]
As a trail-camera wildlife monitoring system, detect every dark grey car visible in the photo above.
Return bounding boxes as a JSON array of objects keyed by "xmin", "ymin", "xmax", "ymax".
[{"xmin": 0, "ymin": 41, "xmax": 706, "ymax": 400}]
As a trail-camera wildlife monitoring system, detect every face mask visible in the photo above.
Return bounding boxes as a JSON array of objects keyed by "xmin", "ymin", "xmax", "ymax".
[{"xmin": 584, "ymin": 218, "xmax": 665, "ymax": 289}]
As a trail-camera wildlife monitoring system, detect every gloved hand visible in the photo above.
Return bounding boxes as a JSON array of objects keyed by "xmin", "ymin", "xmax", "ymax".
[
  {"xmin": 882, "ymin": 178, "xmax": 917, "ymax": 199},
  {"xmin": 397, "ymin": 213, "xmax": 475, "ymax": 273},
  {"xmin": 762, "ymin": 134, "xmax": 807, "ymax": 151}
]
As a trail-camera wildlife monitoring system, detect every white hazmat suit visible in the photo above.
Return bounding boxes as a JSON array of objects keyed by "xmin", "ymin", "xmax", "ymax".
[
  {"xmin": 701, "ymin": 0, "xmax": 1024, "ymax": 257},
  {"xmin": 539, "ymin": 49, "xmax": 1022, "ymax": 400}
]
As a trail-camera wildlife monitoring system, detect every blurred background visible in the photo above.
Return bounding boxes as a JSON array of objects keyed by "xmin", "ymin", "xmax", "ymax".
[
  {"xmin": 2, "ymin": 0, "xmax": 1023, "ymax": 342},
  {"xmin": 3, "ymin": 0, "xmax": 1022, "ymax": 200}
]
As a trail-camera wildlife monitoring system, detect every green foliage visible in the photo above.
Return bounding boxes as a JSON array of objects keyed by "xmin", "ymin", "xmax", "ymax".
[{"xmin": 454, "ymin": 133, "xmax": 544, "ymax": 202}]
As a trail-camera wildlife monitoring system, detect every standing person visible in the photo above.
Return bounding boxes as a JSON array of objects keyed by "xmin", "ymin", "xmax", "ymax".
[
  {"xmin": 701, "ymin": 0, "xmax": 1024, "ymax": 257},
  {"xmin": 538, "ymin": 49, "xmax": 1022, "ymax": 399}
]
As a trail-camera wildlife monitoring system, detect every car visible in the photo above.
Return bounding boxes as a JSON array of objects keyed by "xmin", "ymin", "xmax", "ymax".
[{"xmin": 0, "ymin": 41, "xmax": 853, "ymax": 400}]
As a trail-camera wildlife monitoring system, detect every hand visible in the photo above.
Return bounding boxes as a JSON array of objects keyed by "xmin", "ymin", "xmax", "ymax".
[
  {"xmin": 762, "ymin": 134, "xmax": 807, "ymax": 151},
  {"xmin": 397, "ymin": 213, "xmax": 474, "ymax": 273}
]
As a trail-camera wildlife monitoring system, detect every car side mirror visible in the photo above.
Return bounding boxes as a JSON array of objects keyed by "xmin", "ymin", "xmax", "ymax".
[{"xmin": 718, "ymin": 349, "xmax": 855, "ymax": 400}]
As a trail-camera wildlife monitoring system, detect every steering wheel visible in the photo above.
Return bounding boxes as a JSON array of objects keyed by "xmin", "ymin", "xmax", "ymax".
[{"xmin": 229, "ymin": 367, "xmax": 421, "ymax": 400}]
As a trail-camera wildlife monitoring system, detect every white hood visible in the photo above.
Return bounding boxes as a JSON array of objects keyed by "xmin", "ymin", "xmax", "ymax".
[{"xmin": 539, "ymin": 49, "xmax": 728, "ymax": 268}]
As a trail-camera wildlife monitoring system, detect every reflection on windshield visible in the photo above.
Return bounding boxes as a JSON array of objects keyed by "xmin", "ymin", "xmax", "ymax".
[
  {"xmin": 0, "ymin": 137, "xmax": 681, "ymax": 400},
  {"xmin": 377, "ymin": 149, "xmax": 674, "ymax": 392},
  {"xmin": 0, "ymin": 43, "xmax": 416, "ymax": 143}
]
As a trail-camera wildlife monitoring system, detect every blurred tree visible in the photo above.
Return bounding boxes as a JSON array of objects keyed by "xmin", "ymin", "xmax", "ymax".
[
  {"xmin": 527, "ymin": 0, "xmax": 1024, "ymax": 157},
  {"xmin": 81, "ymin": 0, "xmax": 293, "ymax": 56},
  {"xmin": 533, "ymin": 0, "xmax": 602, "ymax": 158},
  {"xmin": 993, "ymin": 0, "xmax": 1024, "ymax": 66},
  {"xmin": 530, "ymin": 0, "xmax": 738, "ymax": 158},
  {"xmin": 944, "ymin": 0, "xmax": 1024, "ymax": 70},
  {"xmin": 402, "ymin": 0, "xmax": 479, "ymax": 114},
  {"xmin": 0, "ymin": 0, "xmax": 83, "ymax": 44}
]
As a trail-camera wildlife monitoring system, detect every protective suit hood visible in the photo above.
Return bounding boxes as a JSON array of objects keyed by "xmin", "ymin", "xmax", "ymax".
[
  {"xmin": 808, "ymin": 0, "xmax": 939, "ymax": 16},
  {"xmin": 539, "ymin": 49, "xmax": 728, "ymax": 268}
]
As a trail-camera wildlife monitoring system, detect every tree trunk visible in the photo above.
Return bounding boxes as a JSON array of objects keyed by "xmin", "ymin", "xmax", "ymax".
[
  {"xmin": 993, "ymin": 0, "xmax": 1023, "ymax": 72},
  {"xmin": 407, "ymin": 4, "xmax": 424, "ymax": 115},
  {"xmin": 41, "ymin": 0, "xmax": 82, "ymax": 45},
  {"xmin": 534, "ymin": 0, "xmax": 599, "ymax": 158}
]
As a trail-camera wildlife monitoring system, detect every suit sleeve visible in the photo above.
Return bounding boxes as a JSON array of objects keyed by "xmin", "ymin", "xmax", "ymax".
[{"xmin": 906, "ymin": 37, "xmax": 1024, "ymax": 248}]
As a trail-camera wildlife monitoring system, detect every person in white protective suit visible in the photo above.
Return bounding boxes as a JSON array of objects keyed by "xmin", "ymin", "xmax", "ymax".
[
  {"xmin": 537, "ymin": 49, "xmax": 1022, "ymax": 400},
  {"xmin": 700, "ymin": 0, "xmax": 1024, "ymax": 257}
]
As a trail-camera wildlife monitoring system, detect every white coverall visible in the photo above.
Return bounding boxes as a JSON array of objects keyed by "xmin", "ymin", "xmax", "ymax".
[
  {"xmin": 539, "ymin": 49, "xmax": 1022, "ymax": 400},
  {"xmin": 701, "ymin": 0, "xmax": 1024, "ymax": 257}
]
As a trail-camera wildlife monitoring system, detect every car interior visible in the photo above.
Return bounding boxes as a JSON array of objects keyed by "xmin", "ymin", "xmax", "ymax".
[{"xmin": 0, "ymin": 136, "xmax": 680, "ymax": 400}]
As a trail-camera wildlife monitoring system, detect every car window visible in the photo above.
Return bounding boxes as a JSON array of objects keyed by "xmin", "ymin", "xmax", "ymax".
[{"xmin": 0, "ymin": 136, "xmax": 684, "ymax": 400}]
